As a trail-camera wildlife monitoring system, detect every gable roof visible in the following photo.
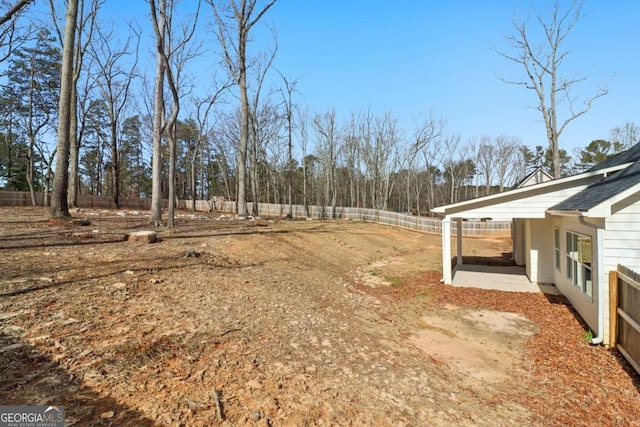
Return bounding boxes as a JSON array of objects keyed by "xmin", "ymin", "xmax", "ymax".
[
  {"xmin": 432, "ymin": 169, "xmax": 607, "ymax": 218},
  {"xmin": 434, "ymin": 142, "xmax": 640, "ymax": 219},
  {"xmin": 514, "ymin": 166, "xmax": 554, "ymax": 188},
  {"xmin": 552, "ymin": 159, "xmax": 640, "ymax": 213}
]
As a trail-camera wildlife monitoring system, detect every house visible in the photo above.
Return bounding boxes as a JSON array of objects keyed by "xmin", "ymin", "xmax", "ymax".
[
  {"xmin": 433, "ymin": 143, "xmax": 640, "ymax": 346},
  {"xmin": 514, "ymin": 166, "xmax": 554, "ymax": 188}
]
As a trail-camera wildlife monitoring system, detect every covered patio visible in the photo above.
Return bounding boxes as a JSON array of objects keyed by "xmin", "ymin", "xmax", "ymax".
[{"xmin": 452, "ymin": 264, "xmax": 560, "ymax": 294}]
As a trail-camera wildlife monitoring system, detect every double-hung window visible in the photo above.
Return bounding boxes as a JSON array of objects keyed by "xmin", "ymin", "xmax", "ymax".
[{"xmin": 565, "ymin": 231, "xmax": 593, "ymax": 298}]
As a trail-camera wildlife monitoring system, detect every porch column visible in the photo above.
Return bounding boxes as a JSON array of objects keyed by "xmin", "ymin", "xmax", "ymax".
[
  {"xmin": 442, "ymin": 217, "xmax": 452, "ymax": 284},
  {"xmin": 456, "ymin": 217, "xmax": 463, "ymax": 267}
]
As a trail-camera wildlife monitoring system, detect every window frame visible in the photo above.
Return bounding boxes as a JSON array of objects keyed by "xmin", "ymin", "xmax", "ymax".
[
  {"xmin": 565, "ymin": 230, "xmax": 593, "ymax": 299},
  {"xmin": 554, "ymin": 227, "xmax": 561, "ymax": 271}
]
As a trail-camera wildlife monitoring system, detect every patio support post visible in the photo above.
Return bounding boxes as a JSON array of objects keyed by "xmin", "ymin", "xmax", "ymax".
[
  {"xmin": 442, "ymin": 217, "xmax": 452, "ymax": 284},
  {"xmin": 456, "ymin": 217, "xmax": 463, "ymax": 267}
]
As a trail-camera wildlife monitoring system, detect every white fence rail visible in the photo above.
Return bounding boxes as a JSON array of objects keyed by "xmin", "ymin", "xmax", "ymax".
[{"xmin": 0, "ymin": 191, "xmax": 511, "ymax": 236}]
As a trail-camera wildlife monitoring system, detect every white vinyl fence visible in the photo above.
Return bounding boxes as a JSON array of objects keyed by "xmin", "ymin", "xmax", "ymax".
[{"xmin": 0, "ymin": 191, "xmax": 511, "ymax": 236}]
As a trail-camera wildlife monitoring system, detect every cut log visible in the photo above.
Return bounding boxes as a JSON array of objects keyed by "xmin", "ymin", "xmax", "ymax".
[{"xmin": 126, "ymin": 230, "xmax": 158, "ymax": 244}]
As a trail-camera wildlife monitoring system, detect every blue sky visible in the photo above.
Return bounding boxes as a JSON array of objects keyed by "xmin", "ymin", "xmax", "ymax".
[
  {"xmin": 45, "ymin": 1, "xmax": 640, "ymax": 155},
  {"xmin": 259, "ymin": 0, "xmax": 639, "ymax": 153}
]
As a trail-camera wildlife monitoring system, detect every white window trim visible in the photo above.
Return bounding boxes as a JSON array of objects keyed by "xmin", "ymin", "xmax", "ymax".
[
  {"xmin": 565, "ymin": 230, "xmax": 593, "ymax": 300},
  {"xmin": 554, "ymin": 227, "xmax": 561, "ymax": 272}
]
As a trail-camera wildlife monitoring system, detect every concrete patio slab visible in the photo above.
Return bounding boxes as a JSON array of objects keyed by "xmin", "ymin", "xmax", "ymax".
[{"xmin": 452, "ymin": 264, "xmax": 560, "ymax": 294}]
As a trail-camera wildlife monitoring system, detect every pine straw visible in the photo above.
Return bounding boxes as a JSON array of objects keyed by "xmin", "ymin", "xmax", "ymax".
[{"xmin": 358, "ymin": 271, "xmax": 640, "ymax": 426}]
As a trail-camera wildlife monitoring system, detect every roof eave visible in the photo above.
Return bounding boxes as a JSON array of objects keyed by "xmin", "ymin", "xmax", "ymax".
[
  {"xmin": 584, "ymin": 181, "xmax": 640, "ymax": 218},
  {"xmin": 433, "ymin": 163, "xmax": 630, "ymax": 215},
  {"xmin": 546, "ymin": 209, "xmax": 585, "ymax": 217}
]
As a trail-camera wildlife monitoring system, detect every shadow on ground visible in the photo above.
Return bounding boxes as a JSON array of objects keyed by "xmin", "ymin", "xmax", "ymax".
[{"xmin": 0, "ymin": 331, "xmax": 156, "ymax": 426}]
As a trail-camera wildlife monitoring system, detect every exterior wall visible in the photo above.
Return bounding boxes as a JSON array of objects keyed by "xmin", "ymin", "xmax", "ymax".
[
  {"xmin": 513, "ymin": 218, "xmax": 526, "ymax": 266},
  {"xmin": 525, "ymin": 218, "xmax": 555, "ymax": 284},
  {"xmin": 518, "ymin": 168, "xmax": 553, "ymax": 187},
  {"xmin": 552, "ymin": 216, "xmax": 600, "ymax": 335},
  {"xmin": 602, "ymin": 191, "xmax": 640, "ymax": 344},
  {"xmin": 449, "ymin": 184, "xmax": 592, "ymax": 219},
  {"xmin": 605, "ymin": 192, "xmax": 640, "ymax": 270}
]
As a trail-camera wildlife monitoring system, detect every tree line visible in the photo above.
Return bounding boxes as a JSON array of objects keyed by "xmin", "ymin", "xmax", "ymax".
[{"xmin": 0, "ymin": 0, "xmax": 629, "ymax": 223}]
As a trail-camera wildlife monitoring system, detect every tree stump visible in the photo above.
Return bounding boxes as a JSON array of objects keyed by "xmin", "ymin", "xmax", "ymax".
[{"xmin": 126, "ymin": 230, "xmax": 158, "ymax": 243}]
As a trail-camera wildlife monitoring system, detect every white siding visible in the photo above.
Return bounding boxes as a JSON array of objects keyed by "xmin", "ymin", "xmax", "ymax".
[
  {"xmin": 449, "ymin": 184, "xmax": 591, "ymax": 219},
  {"xmin": 513, "ymin": 218, "xmax": 526, "ymax": 266},
  {"xmin": 525, "ymin": 218, "xmax": 555, "ymax": 284},
  {"xmin": 553, "ymin": 217, "xmax": 599, "ymax": 335},
  {"xmin": 604, "ymin": 192, "xmax": 640, "ymax": 275},
  {"xmin": 602, "ymin": 192, "xmax": 640, "ymax": 344}
]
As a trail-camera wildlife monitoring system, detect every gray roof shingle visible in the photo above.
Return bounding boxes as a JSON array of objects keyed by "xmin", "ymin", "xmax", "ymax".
[
  {"xmin": 587, "ymin": 142, "xmax": 640, "ymax": 172},
  {"xmin": 552, "ymin": 159, "xmax": 640, "ymax": 211}
]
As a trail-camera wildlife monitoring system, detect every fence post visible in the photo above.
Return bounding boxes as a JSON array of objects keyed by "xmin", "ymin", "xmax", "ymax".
[{"xmin": 609, "ymin": 269, "xmax": 618, "ymax": 348}]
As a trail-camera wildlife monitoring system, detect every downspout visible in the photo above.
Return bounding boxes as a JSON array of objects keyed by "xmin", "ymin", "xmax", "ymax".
[{"xmin": 579, "ymin": 215, "xmax": 604, "ymax": 345}]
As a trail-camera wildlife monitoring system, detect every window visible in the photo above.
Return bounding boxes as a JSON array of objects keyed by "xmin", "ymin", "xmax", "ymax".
[
  {"xmin": 554, "ymin": 228, "xmax": 561, "ymax": 271},
  {"xmin": 565, "ymin": 231, "xmax": 592, "ymax": 298}
]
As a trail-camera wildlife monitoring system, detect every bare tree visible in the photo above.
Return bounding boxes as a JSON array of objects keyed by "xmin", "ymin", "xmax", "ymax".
[
  {"xmin": 187, "ymin": 82, "xmax": 229, "ymax": 210},
  {"xmin": 150, "ymin": 0, "xmax": 201, "ymax": 227},
  {"xmin": 90, "ymin": 23, "xmax": 139, "ymax": 208},
  {"xmin": 439, "ymin": 134, "xmax": 472, "ymax": 204},
  {"xmin": 408, "ymin": 112, "xmax": 441, "ymax": 214},
  {"xmin": 494, "ymin": 135, "xmax": 523, "ymax": 191},
  {"xmin": 496, "ymin": 0, "xmax": 607, "ymax": 178},
  {"xmin": 313, "ymin": 109, "xmax": 339, "ymax": 213},
  {"xmin": 364, "ymin": 112, "xmax": 399, "ymax": 210},
  {"xmin": 275, "ymin": 69, "xmax": 298, "ymax": 218},
  {"xmin": 247, "ymin": 47, "xmax": 277, "ymax": 216},
  {"xmin": 296, "ymin": 106, "xmax": 310, "ymax": 215},
  {"xmin": 208, "ymin": 0, "xmax": 276, "ymax": 216},
  {"xmin": 49, "ymin": 0, "xmax": 79, "ymax": 219},
  {"xmin": 475, "ymin": 135, "xmax": 494, "ymax": 195},
  {"xmin": 149, "ymin": 0, "xmax": 166, "ymax": 226},
  {"xmin": 341, "ymin": 112, "xmax": 363, "ymax": 208},
  {"xmin": 610, "ymin": 122, "xmax": 640, "ymax": 150},
  {"xmin": 212, "ymin": 110, "xmax": 239, "ymax": 200}
]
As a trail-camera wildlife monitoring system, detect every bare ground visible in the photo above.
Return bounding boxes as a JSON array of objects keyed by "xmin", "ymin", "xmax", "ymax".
[{"xmin": 0, "ymin": 207, "xmax": 638, "ymax": 426}]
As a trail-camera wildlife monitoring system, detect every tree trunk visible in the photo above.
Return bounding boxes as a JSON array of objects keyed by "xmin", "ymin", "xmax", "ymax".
[
  {"xmin": 26, "ymin": 138, "xmax": 36, "ymax": 206},
  {"xmin": 237, "ymin": 41, "xmax": 249, "ymax": 216},
  {"xmin": 68, "ymin": 90, "xmax": 80, "ymax": 207},
  {"xmin": 191, "ymin": 146, "xmax": 198, "ymax": 211},
  {"xmin": 50, "ymin": 0, "xmax": 79, "ymax": 219},
  {"xmin": 68, "ymin": 25, "xmax": 82, "ymax": 209},
  {"xmin": 167, "ymin": 126, "xmax": 176, "ymax": 227},
  {"xmin": 149, "ymin": 15, "xmax": 165, "ymax": 226},
  {"xmin": 110, "ymin": 123, "xmax": 119, "ymax": 208}
]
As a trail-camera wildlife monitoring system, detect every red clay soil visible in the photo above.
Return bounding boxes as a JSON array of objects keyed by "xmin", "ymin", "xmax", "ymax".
[{"xmin": 0, "ymin": 207, "xmax": 638, "ymax": 426}]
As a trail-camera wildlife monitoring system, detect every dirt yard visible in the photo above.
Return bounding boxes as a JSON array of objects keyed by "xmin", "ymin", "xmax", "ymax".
[{"xmin": 0, "ymin": 207, "xmax": 639, "ymax": 426}]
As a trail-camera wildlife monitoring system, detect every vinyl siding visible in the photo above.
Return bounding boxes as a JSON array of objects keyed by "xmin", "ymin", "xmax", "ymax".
[
  {"xmin": 449, "ymin": 185, "xmax": 591, "ymax": 219},
  {"xmin": 603, "ymin": 192, "xmax": 640, "ymax": 344},
  {"xmin": 553, "ymin": 217, "xmax": 599, "ymax": 334},
  {"xmin": 604, "ymin": 192, "xmax": 640, "ymax": 273},
  {"xmin": 526, "ymin": 218, "xmax": 555, "ymax": 284}
]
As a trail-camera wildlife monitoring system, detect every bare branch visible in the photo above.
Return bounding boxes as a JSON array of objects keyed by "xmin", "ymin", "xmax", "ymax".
[
  {"xmin": 495, "ymin": 0, "xmax": 604, "ymax": 178},
  {"xmin": 0, "ymin": 0, "xmax": 32, "ymax": 26}
]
